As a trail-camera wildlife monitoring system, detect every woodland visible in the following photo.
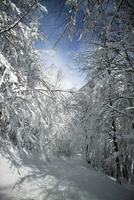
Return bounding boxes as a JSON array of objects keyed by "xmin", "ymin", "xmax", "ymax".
[{"xmin": 0, "ymin": 0, "xmax": 134, "ymax": 199}]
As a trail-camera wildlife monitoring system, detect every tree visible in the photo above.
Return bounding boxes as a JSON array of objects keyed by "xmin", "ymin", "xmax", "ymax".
[
  {"xmin": 0, "ymin": 0, "xmax": 56, "ymax": 166},
  {"xmin": 65, "ymin": 0, "xmax": 134, "ymax": 183}
]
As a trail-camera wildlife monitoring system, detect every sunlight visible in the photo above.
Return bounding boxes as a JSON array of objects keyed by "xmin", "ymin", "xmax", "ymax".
[
  {"xmin": 38, "ymin": 48, "xmax": 83, "ymax": 89},
  {"xmin": 0, "ymin": 0, "xmax": 134, "ymax": 199}
]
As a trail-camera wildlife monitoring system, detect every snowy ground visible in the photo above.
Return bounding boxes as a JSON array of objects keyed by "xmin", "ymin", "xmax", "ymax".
[{"xmin": 0, "ymin": 157, "xmax": 134, "ymax": 200}]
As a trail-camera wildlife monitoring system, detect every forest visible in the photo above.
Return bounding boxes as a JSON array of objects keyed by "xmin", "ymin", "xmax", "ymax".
[{"xmin": 0, "ymin": 0, "xmax": 134, "ymax": 199}]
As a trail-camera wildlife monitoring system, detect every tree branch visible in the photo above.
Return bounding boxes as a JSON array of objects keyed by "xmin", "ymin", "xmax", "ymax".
[
  {"xmin": 109, "ymin": 0, "xmax": 123, "ymax": 26},
  {"xmin": 108, "ymin": 105, "xmax": 134, "ymax": 118},
  {"xmin": 0, "ymin": 1, "xmax": 38, "ymax": 35}
]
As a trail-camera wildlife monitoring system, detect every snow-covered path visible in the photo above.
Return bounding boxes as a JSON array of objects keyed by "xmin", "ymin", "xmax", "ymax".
[
  {"xmin": 47, "ymin": 159, "xmax": 134, "ymax": 200},
  {"xmin": 0, "ymin": 158, "xmax": 134, "ymax": 200}
]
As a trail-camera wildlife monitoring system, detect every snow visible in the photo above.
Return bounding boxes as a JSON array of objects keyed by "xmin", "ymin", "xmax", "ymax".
[
  {"xmin": 0, "ymin": 157, "xmax": 134, "ymax": 200},
  {"xmin": 10, "ymin": 2, "xmax": 21, "ymax": 15},
  {"xmin": 0, "ymin": 157, "xmax": 18, "ymax": 187},
  {"xmin": 0, "ymin": 52, "xmax": 18, "ymax": 87},
  {"xmin": 39, "ymin": 4, "xmax": 48, "ymax": 14},
  {"xmin": 0, "ymin": 52, "xmax": 11, "ymax": 70},
  {"xmin": 0, "ymin": 155, "xmax": 32, "ymax": 199},
  {"xmin": 9, "ymin": 72, "xmax": 18, "ymax": 83}
]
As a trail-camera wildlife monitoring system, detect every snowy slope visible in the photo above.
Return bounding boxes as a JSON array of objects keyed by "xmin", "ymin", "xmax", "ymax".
[{"xmin": 0, "ymin": 158, "xmax": 134, "ymax": 200}]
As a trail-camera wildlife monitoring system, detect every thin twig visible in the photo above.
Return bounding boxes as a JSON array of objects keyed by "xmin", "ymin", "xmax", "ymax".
[{"xmin": 109, "ymin": 0, "xmax": 123, "ymax": 26}]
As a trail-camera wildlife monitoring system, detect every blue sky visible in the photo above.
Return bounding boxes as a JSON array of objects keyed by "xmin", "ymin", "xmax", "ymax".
[{"xmin": 35, "ymin": 0, "xmax": 86, "ymax": 89}]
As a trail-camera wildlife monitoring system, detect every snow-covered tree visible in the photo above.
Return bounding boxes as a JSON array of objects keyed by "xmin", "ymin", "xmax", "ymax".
[
  {"xmin": 0, "ymin": 0, "xmax": 58, "ymax": 166},
  {"xmin": 65, "ymin": 0, "xmax": 134, "ymax": 183}
]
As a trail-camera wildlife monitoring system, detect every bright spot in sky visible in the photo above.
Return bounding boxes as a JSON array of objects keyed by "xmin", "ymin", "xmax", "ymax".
[{"xmin": 38, "ymin": 49, "xmax": 83, "ymax": 90}]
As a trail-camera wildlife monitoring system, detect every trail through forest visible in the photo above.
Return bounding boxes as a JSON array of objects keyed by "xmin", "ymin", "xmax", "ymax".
[
  {"xmin": 0, "ymin": 158, "xmax": 134, "ymax": 200},
  {"xmin": 0, "ymin": 0, "xmax": 134, "ymax": 199}
]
